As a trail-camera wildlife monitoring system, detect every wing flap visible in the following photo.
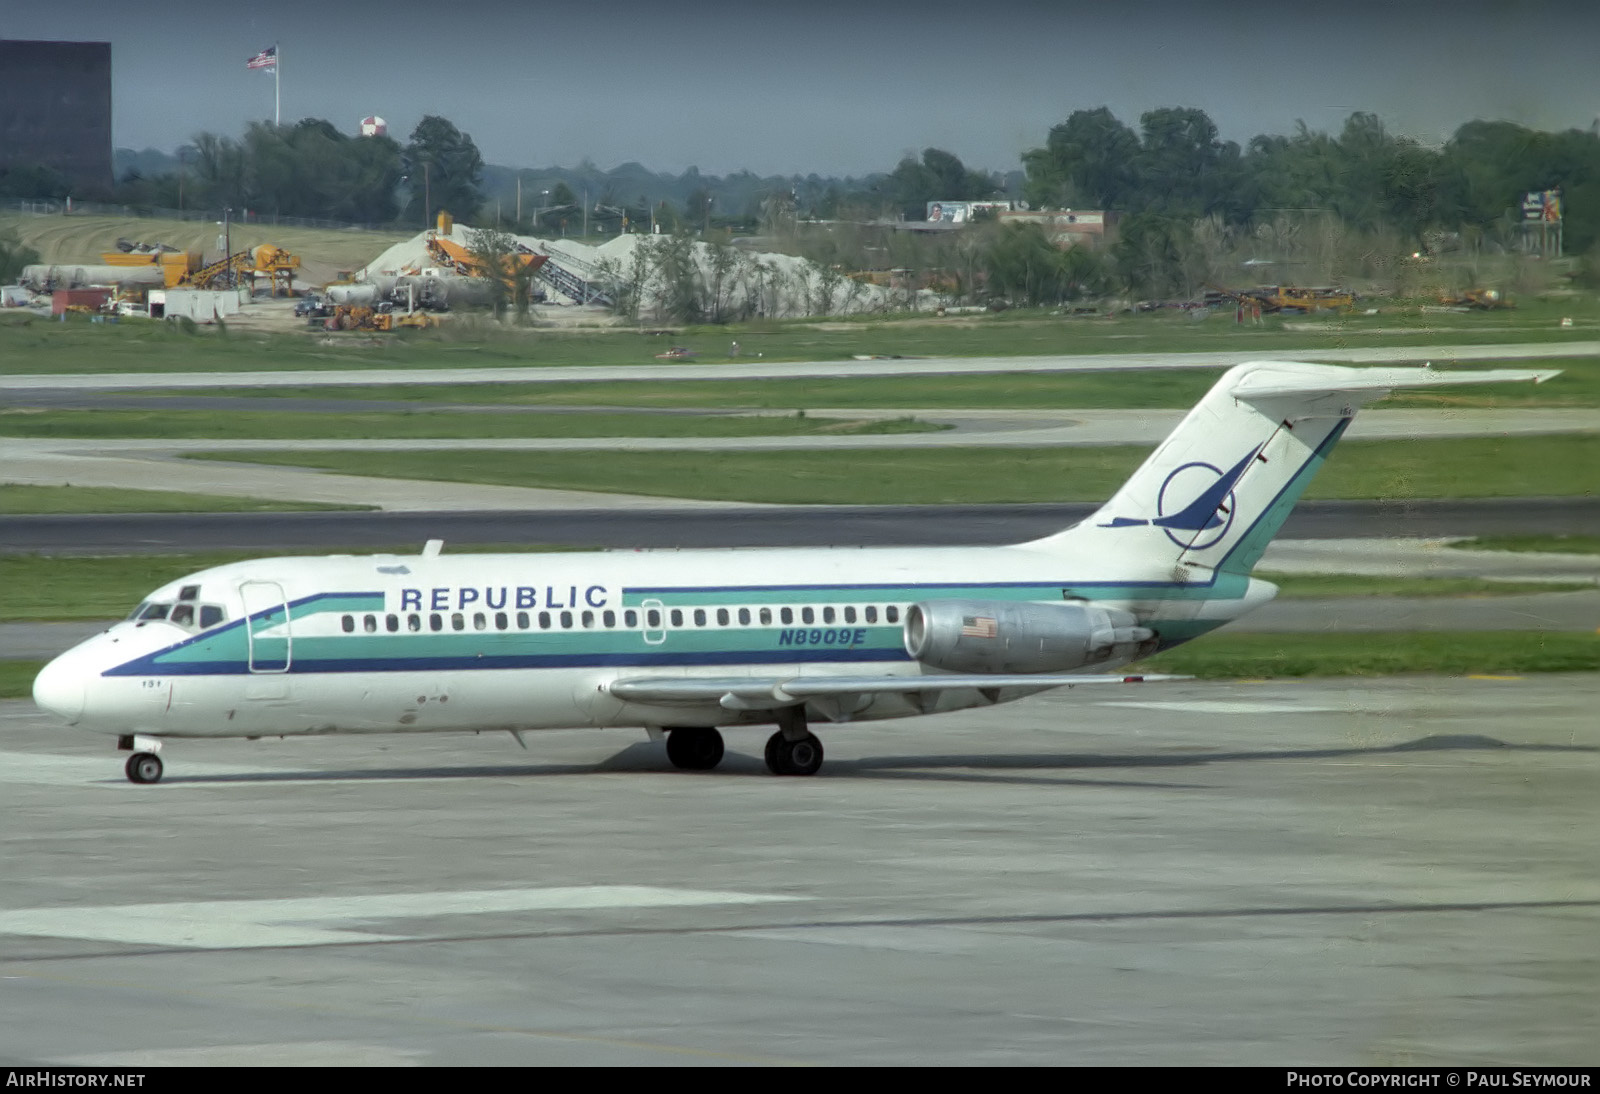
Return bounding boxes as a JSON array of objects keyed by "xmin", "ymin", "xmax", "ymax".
[{"xmin": 606, "ymin": 672, "xmax": 1189, "ymax": 707}]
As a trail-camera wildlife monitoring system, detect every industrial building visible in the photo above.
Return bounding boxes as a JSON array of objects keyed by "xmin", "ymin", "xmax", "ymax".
[{"xmin": 0, "ymin": 39, "xmax": 113, "ymax": 193}]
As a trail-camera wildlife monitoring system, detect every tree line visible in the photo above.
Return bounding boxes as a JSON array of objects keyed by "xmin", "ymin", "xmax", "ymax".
[{"xmin": 10, "ymin": 103, "xmax": 1600, "ymax": 306}]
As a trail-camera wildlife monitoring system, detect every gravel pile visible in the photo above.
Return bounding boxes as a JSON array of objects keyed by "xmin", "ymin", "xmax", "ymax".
[{"xmin": 352, "ymin": 223, "xmax": 941, "ymax": 317}]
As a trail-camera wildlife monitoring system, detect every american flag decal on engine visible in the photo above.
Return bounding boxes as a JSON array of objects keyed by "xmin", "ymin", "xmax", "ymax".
[{"xmin": 960, "ymin": 616, "xmax": 998, "ymax": 638}]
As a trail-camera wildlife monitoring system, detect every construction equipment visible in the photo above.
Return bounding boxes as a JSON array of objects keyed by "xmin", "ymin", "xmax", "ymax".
[
  {"xmin": 1209, "ymin": 284, "xmax": 1355, "ymax": 314},
  {"xmin": 1439, "ymin": 288, "xmax": 1512, "ymax": 310},
  {"xmin": 99, "ymin": 242, "xmax": 201, "ymax": 287},
  {"xmin": 424, "ymin": 232, "xmax": 546, "ymax": 287},
  {"xmin": 181, "ymin": 250, "xmax": 256, "ymax": 291},
  {"xmin": 253, "ymin": 244, "xmax": 301, "ymax": 296},
  {"xmin": 177, "ymin": 245, "xmax": 303, "ymax": 293},
  {"xmin": 320, "ymin": 304, "xmax": 443, "ymax": 332}
]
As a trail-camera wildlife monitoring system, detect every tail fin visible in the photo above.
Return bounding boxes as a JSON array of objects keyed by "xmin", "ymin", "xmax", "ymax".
[{"xmin": 1039, "ymin": 360, "xmax": 1558, "ymax": 577}]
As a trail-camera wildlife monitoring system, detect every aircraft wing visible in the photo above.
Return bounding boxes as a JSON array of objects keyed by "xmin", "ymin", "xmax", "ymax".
[{"xmin": 606, "ymin": 672, "xmax": 1188, "ymax": 709}]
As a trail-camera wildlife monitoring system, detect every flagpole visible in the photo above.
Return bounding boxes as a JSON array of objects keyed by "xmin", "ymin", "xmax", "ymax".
[{"xmin": 274, "ymin": 43, "xmax": 280, "ymax": 126}]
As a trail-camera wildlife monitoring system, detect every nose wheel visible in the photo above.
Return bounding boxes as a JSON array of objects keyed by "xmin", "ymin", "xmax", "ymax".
[{"xmin": 125, "ymin": 752, "xmax": 164, "ymax": 784}]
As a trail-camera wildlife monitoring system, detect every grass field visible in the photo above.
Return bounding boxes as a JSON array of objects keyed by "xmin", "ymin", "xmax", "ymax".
[
  {"xmin": 1449, "ymin": 534, "xmax": 1600, "ymax": 555},
  {"xmin": 1, "ymin": 212, "xmax": 409, "ymax": 277},
  {"xmin": 0, "ymin": 485, "xmax": 372, "ymax": 515},
  {"xmin": 1259, "ymin": 573, "xmax": 1593, "ymax": 597},
  {"xmin": 185, "ymin": 433, "xmax": 1600, "ymax": 505},
  {"xmin": 5, "ymin": 296, "xmax": 1599, "ymax": 376},
  {"xmin": 0, "ymin": 547, "xmax": 585, "ymax": 620},
  {"xmin": 1142, "ymin": 631, "xmax": 1600, "ymax": 677},
  {"xmin": 0, "ymin": 661, "xmax": 46, "ymax": 700},
  {"xmin": 0, "ymin": 408, "xmax": 943, "ymax": 441}
]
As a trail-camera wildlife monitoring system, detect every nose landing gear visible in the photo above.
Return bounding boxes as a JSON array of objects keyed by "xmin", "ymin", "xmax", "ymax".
[
  {"xmin": 118, "ymin": 734, "xmax": 165, "ymax": 784},
  {"xmin": 125, "ymin": 752, "xmax": 164, "ymax": 784}
]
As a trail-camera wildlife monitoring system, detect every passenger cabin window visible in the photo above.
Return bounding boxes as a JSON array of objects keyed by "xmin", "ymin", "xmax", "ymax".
[
  {"xmin": 801, "ymin": 607, "xmax": 814, "ymax": 624},
  {"xmin": 738, "ymin": 608, "xmax": 751, "ymax": 625},
  {"xmin": 603, "ymin": 610, "xmax": 616, "ymax": 628},
  {"xmin": 865, "ymin": 606, "xmax": 878, "ymax": 624},
  {"xmin": 779, "ymin": 608, "xmax": 792, "ymax": 624},
  {"xmin": 670, "ymin": 609, "xmax": 683, "ymax": 627},
  {"xmin": 625, "ymin": 610, "xmax": 638, "ymax": 627},
  {"xmin": 760, "ymin": 608, "xmax": 772, "ymax": 625},
  {"xmin": 517, "ymin": 612, "xmax": 530, "ymax": 629},
  {"xmin": 408, "ymin": 614, "xmax": 422, "ymax": 632},
  {"xmin": 341, "ymin": 615, "xmax": 355, "ymax": 633},
  {"xmin": 582, "ymin": 611, "xmax": 595, "ymax": 629},
  {"xmin": 822, "ymin": 606, "xmax": 835, "ymax": 624},
  {"xmin": 496, "ymin": 612, "xmax": 509, "ymax": 631},
  {"xmin": 560, "ymin": 611, "xmax": 573, "ymax": 629},
  {"xmin": 430, "ymin": 613, "xmax": 443, "ymax": 632},
  {"xmin": 364, "ymin": 614, "xmax": 378, "ymax": 633},
  {"xmin": 844, "ymin": 606, "xmax": 856, "ymax": 623},
  {"xmin": 473, "ymin": 612, "xmax": 487, "ymax": 631},
  {"xmin": 693, "ymin": 609, "xmax": 706, "ymax": 627},
  {"xmin": 886, "ymin": 606, "xmax": 900, "ymax": 623},
  {"xmin": 386, "ymin": 614, "xmax": 399, "ymax": 632}
]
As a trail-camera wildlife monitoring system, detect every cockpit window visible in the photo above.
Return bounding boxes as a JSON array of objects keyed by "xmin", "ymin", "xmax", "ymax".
[{"xmin": 132, "ymin": 600, "xmax": 226, "ymax": 632}]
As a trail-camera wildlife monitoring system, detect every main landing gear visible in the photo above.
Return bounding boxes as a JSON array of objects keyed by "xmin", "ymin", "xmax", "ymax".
[
  {"xmin": 665, "ymin": 727, "xmax": 725, "ymax": 771},
  {"xmin": 661, "ymin": 708, "xmax": 825, "ymax": 776},
  {"xmin": 118, "ymin": 735, "xmax": 164, "ymax": 784},
  {"xmin": 765, "ymin": 707, "xmax": 823, "ymax": 777}
]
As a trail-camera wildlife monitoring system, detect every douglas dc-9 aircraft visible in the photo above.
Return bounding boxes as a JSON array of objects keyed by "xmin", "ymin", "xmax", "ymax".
[{"xmin": 33, "ymin": 360, "xmax": 1553, "ymax": 783}]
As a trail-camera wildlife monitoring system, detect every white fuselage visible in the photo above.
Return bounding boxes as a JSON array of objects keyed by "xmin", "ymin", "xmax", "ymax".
[{"xmin": 32, "ymin": 540, "xmax": 1272, "ymax": 742}]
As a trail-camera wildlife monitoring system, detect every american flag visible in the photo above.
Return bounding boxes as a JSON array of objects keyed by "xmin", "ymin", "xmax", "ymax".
[
  {"xmin": 246, "ymin": 46, "xmax": 277, "ymax": 70},
  {"xmin": 960, "ymin": 616, "xmax": 998, "ymax": 639}
]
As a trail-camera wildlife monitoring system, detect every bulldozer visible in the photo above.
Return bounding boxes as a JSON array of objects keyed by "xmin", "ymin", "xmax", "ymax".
[{"xmin": 320, "ymin": 304, "xmax": 443, "ymax": 332}]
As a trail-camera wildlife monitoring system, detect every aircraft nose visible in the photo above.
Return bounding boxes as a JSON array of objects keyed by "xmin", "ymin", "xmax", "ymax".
[{"xmin": 33, "ymin": 653, "xmax": 86, "ymax": 725}]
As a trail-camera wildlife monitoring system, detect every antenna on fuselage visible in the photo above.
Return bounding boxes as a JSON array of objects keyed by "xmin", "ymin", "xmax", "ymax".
[{"xmin": 422, "ymin": 539, "xmax": 444, "ymax": 558}]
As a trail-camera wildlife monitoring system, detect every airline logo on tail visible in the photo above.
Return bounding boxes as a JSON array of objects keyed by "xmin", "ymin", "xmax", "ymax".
[{"xmin": 1097, "ymin": 447, "xmax": 1260, "ymax": 548}]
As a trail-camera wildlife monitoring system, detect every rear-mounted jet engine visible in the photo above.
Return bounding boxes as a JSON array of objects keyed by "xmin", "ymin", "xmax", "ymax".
[{"xmin": 903, "ymin": 599, "xmax": 1156, "ymax": 674}]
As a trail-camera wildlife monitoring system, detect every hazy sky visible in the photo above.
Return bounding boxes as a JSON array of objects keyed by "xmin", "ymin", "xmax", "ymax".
[{"xmin": 6, "ymin": 0, "xmax": 1599, "ymax": 176}]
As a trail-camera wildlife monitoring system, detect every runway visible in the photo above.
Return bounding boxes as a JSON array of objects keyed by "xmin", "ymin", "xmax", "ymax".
[{"xmin": 2, "ymin": 673, "xmax": 1595, "ymax": 1065}]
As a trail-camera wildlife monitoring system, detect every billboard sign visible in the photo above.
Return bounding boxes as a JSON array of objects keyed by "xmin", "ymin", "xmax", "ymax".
[
  {"xmin": 1523, "ymin": 189, "xmax": 1561, "ymax": 222},
  {"xmin": 925, "ymin": 200, "xmax": 1013, "ymax": 223}
]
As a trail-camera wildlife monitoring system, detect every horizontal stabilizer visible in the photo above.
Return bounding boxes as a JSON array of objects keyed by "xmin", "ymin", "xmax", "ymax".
[
  {"xmin": 1228, "ymin": 361, "xmax": 1560, "ymax": 406},
  {"xmin": 608, "ymin": 673, "xmax": 1190, "ymax": 707}
]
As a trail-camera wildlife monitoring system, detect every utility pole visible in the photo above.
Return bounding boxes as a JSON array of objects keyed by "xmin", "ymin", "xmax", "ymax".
[
  {"xmin": 516, "ymin": 176, "xmax": 522, "ymax": 225},
  {"xmin": 583, "ymin": 188, "xmax": 589, "ymax": 239},
  {"xmin": 223, "ymin": 207, "xmax": 232, "ymax": 288},
  {"xmin": 423, "ymin": 161, "xmax": 431, "ymax": 231}
]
